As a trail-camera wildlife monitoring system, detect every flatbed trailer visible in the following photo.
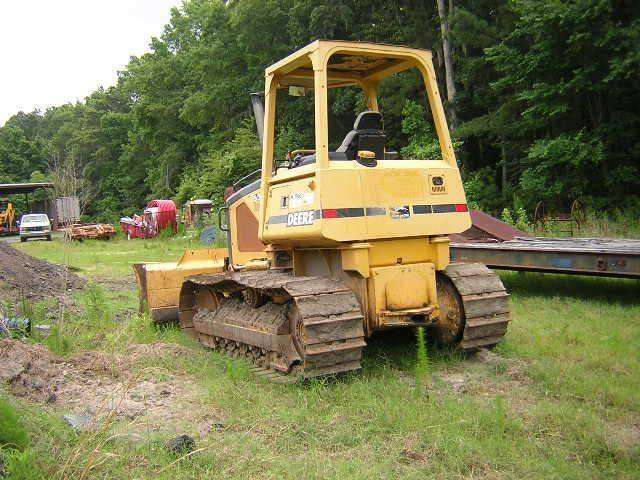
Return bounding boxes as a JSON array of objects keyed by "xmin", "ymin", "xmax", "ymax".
[{"xmin": 450, "ymin": 237, "xmax": 640, "ymax": 279}]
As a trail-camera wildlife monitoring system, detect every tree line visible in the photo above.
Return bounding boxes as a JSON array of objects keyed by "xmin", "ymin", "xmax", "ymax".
[{"xmin": 0, "ymin": 0, "xmax": 638, "ymax": 221}]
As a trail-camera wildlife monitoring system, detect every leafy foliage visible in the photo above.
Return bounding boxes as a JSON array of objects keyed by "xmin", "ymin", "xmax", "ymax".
[
  {"xmin": 400, "ymin": 100, "xmax": 442, "ymax": 160},
  {"xmin": 519, "ymin": 132, "xmax": 605, "ymax": 209},
  {"xmin": 0, "ymin": 397, "xmax": 29, "ymax": 451},
  {"xmin": 501, "ymin": 206, "xmax": 531, "ymax": 232},
  {"xmin": 175, "ymin": 121, "xmax": 261, "ymax": 208},
  {"xmin": 463, "ymin": 167, "xmax": 501, "ymax": 213},
  {"xmin": 0, "ymin": 0, "xmax": 638, "ymax": 219}
]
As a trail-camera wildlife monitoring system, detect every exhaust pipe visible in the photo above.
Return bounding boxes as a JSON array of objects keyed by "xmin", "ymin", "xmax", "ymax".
[{"xmin": 250, "ymin": 92, "xmax": 265, "ymax": 150}]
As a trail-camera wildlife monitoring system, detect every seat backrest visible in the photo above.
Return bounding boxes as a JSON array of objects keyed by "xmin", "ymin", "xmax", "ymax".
[
  {"xmin": 354, "ymin": 111, "xmax": 383, "ymax": 131},
  {"xmin": 336, "ymin": 111, "xmax": 385, "ymax": 160}
]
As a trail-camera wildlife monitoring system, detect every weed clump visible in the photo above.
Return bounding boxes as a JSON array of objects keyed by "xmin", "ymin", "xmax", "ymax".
[
  {"xmin": 414, "ymin": 326, "xmax": 430, "ymax": 393},
  {"xmin": 0, "ymin": 397, "xmax": 29, "ymax": 451},
  {"xmin": 0, "ymin": 398, "xmax": 46, "ymax": 479}
]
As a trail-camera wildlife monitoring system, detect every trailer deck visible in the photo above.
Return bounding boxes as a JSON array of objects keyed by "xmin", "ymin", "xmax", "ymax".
[{"xmin": 450, "ymin": 237, "xmax": 640, "ymax": 279}]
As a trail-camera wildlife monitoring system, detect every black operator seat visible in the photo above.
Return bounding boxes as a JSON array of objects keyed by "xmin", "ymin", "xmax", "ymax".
[
  {"xmin": 297, "ymin": 111, "xmax": 386, "ymax": 167},
  {"xmin": 336, "ymin": 110, "xmax": 385, "ymax": 160}
]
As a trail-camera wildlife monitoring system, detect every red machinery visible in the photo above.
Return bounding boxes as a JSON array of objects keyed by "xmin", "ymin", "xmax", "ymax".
[{"xmin": 120, "ymin": 200, "xmax": 178, "ymax": 239}]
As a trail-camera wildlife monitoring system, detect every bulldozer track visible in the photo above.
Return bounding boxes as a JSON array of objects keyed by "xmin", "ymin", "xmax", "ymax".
[
  {"xmin": 444, "ymin": 263, "xmax": 510, "ymax": 351},
  {"xmin": 179, "ymin": 264, "xmax": 508, "ymax": 381},
  {"xmin": 181, "ymin": 271, "xmax": 366, "ymax": 380}
]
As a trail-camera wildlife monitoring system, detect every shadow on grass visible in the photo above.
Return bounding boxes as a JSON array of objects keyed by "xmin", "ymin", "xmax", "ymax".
[
  {"xmin": 500, "ymin": 271, "xmax": 640, "ymax": 306},
  {"xmin": 362, "ymin": 328, "xmax": 465, "ymax": 374}
]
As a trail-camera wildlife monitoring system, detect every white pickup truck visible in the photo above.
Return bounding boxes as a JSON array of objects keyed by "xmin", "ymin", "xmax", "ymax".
[{"xmin": 19, "ymin": 214, "xmax": 52, "ymax": 242}]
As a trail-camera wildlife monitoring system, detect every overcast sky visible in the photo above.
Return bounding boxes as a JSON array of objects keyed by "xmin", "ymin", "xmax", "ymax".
[{"xmin": 0, "ymin": 0, "xmax": 182, "ymax": 126}]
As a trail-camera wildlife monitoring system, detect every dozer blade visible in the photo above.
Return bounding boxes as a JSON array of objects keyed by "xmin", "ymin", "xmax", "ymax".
[{"xmin": 134, "ymin": 248, "xmax": 227, "ymax": 324}]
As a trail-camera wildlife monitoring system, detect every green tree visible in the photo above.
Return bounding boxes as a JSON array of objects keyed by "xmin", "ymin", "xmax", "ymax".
[{"xmin": 0, "ymin": 0, "xmax": 637, "ymax": 220}]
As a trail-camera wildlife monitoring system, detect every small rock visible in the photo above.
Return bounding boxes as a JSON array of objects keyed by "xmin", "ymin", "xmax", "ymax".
[
  {"xmin": 29, "ymin": 378, "xmax": 44, "ymax": 390},
  {"xmin": 0, "ymin": 360, "xmax": 25, "ymax": 381},
  {"xmin": 33, "ymin": 324, "xmax": 52, "ymax": 339},
  {"xmin": 46, "ymin": 393, "xmax": 57, "ymax": 404},
  {"xmin": 166, "ymin": 434, "xmax": 196, "ymax": 455},
  {"xmin": 107, "ymin": 399, "xmax": 121, "ymax": 412},
  {"xmin": 63, "ymin": 412, "xmax": 96, "ymax": 431}
]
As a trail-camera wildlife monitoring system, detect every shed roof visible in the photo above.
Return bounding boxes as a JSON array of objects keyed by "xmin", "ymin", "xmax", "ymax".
[{"xmin": 0, "ymin": 183, "xmax": 54, "ymax": 195}]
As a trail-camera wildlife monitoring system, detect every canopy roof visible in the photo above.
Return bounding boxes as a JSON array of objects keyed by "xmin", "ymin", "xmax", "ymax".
[
  {"xmin": 267, "ymin": 40, "xmax": 432, "ymax": 89},
  {"xmin": 0, "ymin": 182, "xmax": 54, "ymax": 195}
]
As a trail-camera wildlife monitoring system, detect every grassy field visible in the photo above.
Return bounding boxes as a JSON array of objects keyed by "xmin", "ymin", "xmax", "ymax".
[
  {"xmin": 1, "ymin": 236, "xmax": 639, "ymax": 479},
  {"xmin": 14, "ymin": 233, "xmax": 204, "ymax": 278}
]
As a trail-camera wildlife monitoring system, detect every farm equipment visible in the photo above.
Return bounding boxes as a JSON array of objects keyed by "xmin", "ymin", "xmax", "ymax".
[
  {"xmin": 0, "ymin": 199, "xmax": 17, "ymax": 234},
  {"xmin": 183, "ymin": 199, "xmax": 213, "ymax": 227},
  {"xmin": 121, "ymin": 200, "xmax": 178, "ymax": 239},
  {"xmin": 533, "ymin": 200, "xmax": 584, "ymax": 236},
  {"xmin": 136, "ymin": 41, "xmax": 510, "ymax": 379}
]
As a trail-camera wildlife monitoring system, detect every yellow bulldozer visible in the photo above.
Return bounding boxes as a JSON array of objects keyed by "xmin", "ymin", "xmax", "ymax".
[
  {"xmin": 134, "ymin": 40, "xmax": 510, "ymax": 380},
  {"xmin": 0, "ymin": 199, "xmax": 16, "ymax": 234}
]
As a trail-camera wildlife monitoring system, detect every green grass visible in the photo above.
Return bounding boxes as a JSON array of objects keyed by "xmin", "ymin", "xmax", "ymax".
[
  {"xmin": 3, "ymin": 238, "xmax": 639, "ymax": 479},
  {"xmin": 17, "ymin": 235, "xmax": 200, "ymax": 279},
  {"xmin": 0, "ymin": 397, "xmax": 29, "ymax": 451},
  {"xmin": 532, "ymin": 210, "xmax": 640, "ymax": 238}
]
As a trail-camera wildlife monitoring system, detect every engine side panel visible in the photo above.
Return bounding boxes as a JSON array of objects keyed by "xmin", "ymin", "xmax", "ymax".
[{"xmin": 261, "ymin": 160, "xmax": 471, "ymax": 246}]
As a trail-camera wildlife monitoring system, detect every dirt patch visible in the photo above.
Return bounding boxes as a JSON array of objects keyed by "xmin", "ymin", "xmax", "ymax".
[
  {"xmin": 0, "ymin": 339, "xmax": 206, "ymax": 432},
  {"xmin": 126, "ymin": 342, "xmax": 193, "ymax": 359},
  {"xmin": 0, "ymin": 241, "xmax": 85, "ymax": 303},
  {"xmin": 438, "ymin": 350, "xmax": 531, "ymax": 392},
  {"xmin": 93, "ymin": 274, "xmax": 137, "ymax": 293},
  {"xmin": 0, "ymin": 339, "xmax": 59, "ymax": 401},
  {"xmin": 606, "ymin": 420, "xmax": 640, "ymax": 451}
]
